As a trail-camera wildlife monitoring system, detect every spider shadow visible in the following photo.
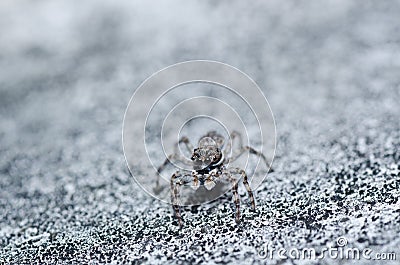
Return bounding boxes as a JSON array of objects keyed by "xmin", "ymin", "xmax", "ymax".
[{"xmin": 182, "ymin": 182, "xmax": 230, "ymax": 206}]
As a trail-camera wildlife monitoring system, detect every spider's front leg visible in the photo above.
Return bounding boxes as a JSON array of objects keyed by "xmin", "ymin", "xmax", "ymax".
[
  {"xmin": 170, "ymin": 171, "xmax": 194, "ymax": 227},
  {"xmin": 224, "ymin": 173, "xmax": 241, "ymax": 223},
  {"xmin": 154, "ymin": 136, "xmax": 193, "ymax": 195},
  {"xmin": 228, "ymin": 167, "xmax": 256, "ymax": 210},
  {"xmin": 223, "ymin": 167, "xmax": 256, "ymax": 223}
]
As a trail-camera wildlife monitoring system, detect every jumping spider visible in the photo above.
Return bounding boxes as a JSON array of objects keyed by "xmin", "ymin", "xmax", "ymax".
[{"xmin": 155, "ymin": 131, "xmax": 270, "ymax": 227}]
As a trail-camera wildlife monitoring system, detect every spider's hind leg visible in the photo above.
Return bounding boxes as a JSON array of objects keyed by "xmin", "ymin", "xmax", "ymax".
[
  {"xmin": 224, "ymin": 130, "xmax": 243, "ymax": 159},
  {"xmin": 178, "ymin": 136, "xmax": 194, "ymax": 154},
  {"xmin": 228, "ymin": 145, "xmax": 271, "ymax": 171}
]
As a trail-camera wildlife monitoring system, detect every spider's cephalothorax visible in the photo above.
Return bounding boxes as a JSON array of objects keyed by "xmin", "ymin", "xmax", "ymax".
[
  {"xmin": 191, "ymin": 136, "xmax": 224, "ymax": 173},
  {"xmin": 155, "ymin": 131, "xmax": 270, "ymax": 227}
]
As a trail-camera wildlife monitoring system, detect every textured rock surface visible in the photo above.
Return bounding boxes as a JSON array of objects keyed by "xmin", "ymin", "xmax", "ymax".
[{"xmin": 1, "ymin": 1, "xmax": 399, "ymax": 264}]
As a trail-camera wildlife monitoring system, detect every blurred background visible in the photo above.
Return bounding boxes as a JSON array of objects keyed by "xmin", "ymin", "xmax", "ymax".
[{"xmin": 0, "ymin": 1, "xmax": 399, "ymax": 264}]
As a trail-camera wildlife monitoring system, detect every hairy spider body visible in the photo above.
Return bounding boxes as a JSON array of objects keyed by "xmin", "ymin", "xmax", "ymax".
[{"xmin": 156, "ymin": 131, "xmax": 269, "ymax": 227}]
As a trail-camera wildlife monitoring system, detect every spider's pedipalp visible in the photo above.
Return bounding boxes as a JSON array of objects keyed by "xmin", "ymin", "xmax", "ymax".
[
  {"xmin": 190, "ymin": 173, "xmax": 200, "ymax": 190},
  {"xmin": 204, "ymin": 175, "xmax": 216, "ymax": 190}
]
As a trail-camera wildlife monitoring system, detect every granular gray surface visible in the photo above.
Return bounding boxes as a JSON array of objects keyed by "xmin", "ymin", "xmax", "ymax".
[{"xmin": 1, "ymin": 1, "xmax": 399, "ymax": 264}]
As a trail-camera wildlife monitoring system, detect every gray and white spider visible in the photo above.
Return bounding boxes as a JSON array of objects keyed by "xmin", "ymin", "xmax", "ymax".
[{"xmin": 155, "ymin": 131, "xmax": 270, "ymax": 227}]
